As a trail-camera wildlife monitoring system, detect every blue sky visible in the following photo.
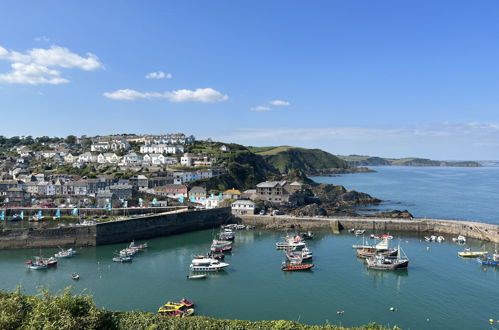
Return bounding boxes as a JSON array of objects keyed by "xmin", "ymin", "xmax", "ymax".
[{"xmin": 1, "ymin": 0, "xmax": 499, "ymax": 160}]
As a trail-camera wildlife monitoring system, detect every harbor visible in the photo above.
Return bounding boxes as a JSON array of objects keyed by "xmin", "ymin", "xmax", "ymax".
[{"xmin": 2, "ymin": 228, "xmax": 498, "ymax": 329}]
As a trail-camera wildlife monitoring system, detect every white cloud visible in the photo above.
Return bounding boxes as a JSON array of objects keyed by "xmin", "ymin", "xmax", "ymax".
[
  {"xmin": 250, "ymin": 105, "xmax": 271, "ymax": 111},
  {"xmin": 34, "ymin": 36, "xmax": 52, "ymax": 42},
  {"xmin": 269, "ymin": 100, "xmax": 290, "ymax": 106},
  {"xmin": 250, "ymin": 99, "xmax": 291, "ymax": 112},
  {"xmin": 166, "ymin": 88, "xmax": 228, "ymax": 102},
  {"xmin": 103, "ymin": 87, "xmax": 228, "ymax": 103},
  {"xmin": 0, "ymin": 45, "xmax": 103, "ymax": 85},
  {"xmin": 145, "ymin": 71, "xmax": 172, "ymax": 79}
]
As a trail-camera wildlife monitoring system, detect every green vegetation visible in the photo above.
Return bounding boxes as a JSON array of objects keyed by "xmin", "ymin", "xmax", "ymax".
[
  {"xmin": 339, "ymin": 155, "xmax": 481, "ymax": 167},
  {"xmin": 254, "ymin": 146, "xmax": 349, "ymax": 174},
  {"xmin": 0, "ymin": 287, "xmax": 390, "ymax": 330}
]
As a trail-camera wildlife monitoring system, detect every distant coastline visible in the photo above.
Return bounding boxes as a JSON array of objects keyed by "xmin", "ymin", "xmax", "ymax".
[{"xmin": 338, "ymin": 155, "xmax": 482, "ymax": 167}]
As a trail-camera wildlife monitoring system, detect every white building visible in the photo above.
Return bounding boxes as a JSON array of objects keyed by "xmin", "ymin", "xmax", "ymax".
[
  {"xmin": 231, "ymin": 200, "xmax": 256, "ymax": 215},
  {"xmin": 140, "ymin": 144, "xmax": 184, "ymax": 154},
  {"xmin": 78, "ymin": 152, "xmax": 97, "ymax": 163},
  {"xmin": 180, "ymin": 153, "xmax": 193, "ymax": 167},
  {"xmin": 205, "ymin": 196, "xmax": 221, "ymax": 209}
]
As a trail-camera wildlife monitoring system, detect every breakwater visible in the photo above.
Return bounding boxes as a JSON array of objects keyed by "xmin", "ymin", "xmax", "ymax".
[
  {"xmin": 238, "ymin": 215, "xmax": 499, "ymax": 243},
  {"xmin": 0, "ymin": 208, "xmax": 232, "ymax": 249}
]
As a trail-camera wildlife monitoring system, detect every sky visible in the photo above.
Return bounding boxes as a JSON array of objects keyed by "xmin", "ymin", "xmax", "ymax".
[{"xmin": 1, "ymin": 0, "xmax": 499, "ymax": 160}]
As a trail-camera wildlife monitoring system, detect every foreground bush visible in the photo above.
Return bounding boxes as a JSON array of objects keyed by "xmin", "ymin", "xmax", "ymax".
[{"xmin": 0, "ymin": 288, "xmax": 390, "ymax": 330}]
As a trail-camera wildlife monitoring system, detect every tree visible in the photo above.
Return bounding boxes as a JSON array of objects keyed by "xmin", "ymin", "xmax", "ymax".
[{"xmin": 65, "ymin": 135, "xmax": 77, "ymax": 145}]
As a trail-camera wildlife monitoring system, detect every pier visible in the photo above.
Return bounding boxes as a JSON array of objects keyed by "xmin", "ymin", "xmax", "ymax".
[{"xmin": 238, "ymin": 215, "xmax": 499, "ymax": 243}]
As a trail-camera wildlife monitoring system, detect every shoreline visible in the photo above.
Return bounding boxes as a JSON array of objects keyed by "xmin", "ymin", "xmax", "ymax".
[{"xmin": 237, "ymin": 215, "xmax": 499, "ymax": 243}]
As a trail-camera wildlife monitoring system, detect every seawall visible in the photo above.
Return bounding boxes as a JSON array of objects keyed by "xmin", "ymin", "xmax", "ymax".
[
  {"xmin": 238, "ymin": 215, "xmax": 499, "ymax": 243},
  {"xmin": 0, "ymin": 208, "xmax": 232, "ymax": 249}
]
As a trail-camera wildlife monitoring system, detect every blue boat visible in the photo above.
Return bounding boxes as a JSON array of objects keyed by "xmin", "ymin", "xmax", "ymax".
[
  {"xmin": 112, "ymin": 256, "xmax": 133, "ymax": 263},
  {"xmin": 479, "ymin": 253, "xmax": 499, "ymax": 266}
]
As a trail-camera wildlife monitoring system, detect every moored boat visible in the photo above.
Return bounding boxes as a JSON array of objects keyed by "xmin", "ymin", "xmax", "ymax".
[
  {"xmin": 276, "ymin": 235, "xmax": 306, "ymax": 250},
  {"xmin": 356, "ymin": 238, "xmax": 398, "ymax": 259},
  {"xmin": 458, "ymin": 248, "xmax": 488, "ymax": 258},
  {"xmin": 479, "ymin": 252, "xmax": 499, "ymax": 266},
  {"xmin": 112, "ymin": 256, "xmax": 133, "ymax": 263},
  {"xmin": 55, "ymin": 248, "xmax": 77, "ymax": 258},
  {"xmin": 300, "ymin": 231, "xmax": 315, "ymax": 240},
  {"xmin": 189, "ymin": 257, "xmax": 229, "ymax": 272},
  {"xmin": 366, "ymin": 245, "xmax": 409, "ymax": 270},
  {"xmin": 355, "ymin": 229, "xmax": 366, "ymax": 236},
  {"xmin": 180, "ymin": 298, "xmax": 195, "ymax": 308},
  {"xmin": 186, "ymin": 274, "xmax": 207, "ymax": 279},
  {"xmin": 26, "ymin": 258, "xmax": 48, "ymax": 270},
  {"xmin": 281, "ymin": 260, "xmax": 314, "ymax": 271},
  {"xmin": 72, "ymin": 273, "xmax": 80, "ymax": 280},
  {"xmin": 41, "ymin": 256, "xmax": 58, "ymax": 267}
]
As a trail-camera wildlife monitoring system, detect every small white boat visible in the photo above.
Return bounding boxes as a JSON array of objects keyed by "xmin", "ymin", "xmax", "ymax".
[
  {"xmin": 55, "ymin": 248, "xmax": 77, "ymax": 258},
  {"xmin": 72, "ymin": 273, "xmax": 80, "ymax": 280},
  {"xmin": 355, "ymin": 229, "xmax": 366, "ymax": 236},
  {"xmin": 186, "ymin": 274, "xmax": 207, "ymax": 279},
  {"xmin": 452, "ymin": 235, "xmax": 466, "ymax": 243},
  {"xmin": 436, "ymin": 236, "xmax": 444, "ymax": 243}
]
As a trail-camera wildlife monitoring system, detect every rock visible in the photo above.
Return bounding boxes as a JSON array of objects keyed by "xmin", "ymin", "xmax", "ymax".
[{"xmin": 289, "ymin": 204, "xmax": 328, "ymax": 217}]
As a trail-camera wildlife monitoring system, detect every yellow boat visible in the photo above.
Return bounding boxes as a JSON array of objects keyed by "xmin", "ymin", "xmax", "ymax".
[
  {"xmin": 458, "ymin": 250, "xmax": 488, "ymax": 258},
  {"xmin": 157, "ymin": 301, "xmax": 186, "ymax": 313}
]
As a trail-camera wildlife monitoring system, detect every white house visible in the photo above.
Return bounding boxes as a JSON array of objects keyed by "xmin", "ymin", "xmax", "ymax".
[
  {"xmin": 231, "ymin": 200, "xmax": 256, "ymax": 215},
  {"xmin": 64, "ymin": 153, "xmax": 76, "ymax": 163},
  {"xmin": 122, "ymin": 152, "xmax": 142, "ymax": 165},
  {"xmin": 180, "ymin": 153, "xmax": 193, "ymax": 167},
  {"xmin": 205, "ymin": 196, "xmax": 221, "ymax": 209},
  {"xmin": 91, "ymin": 142, "xmax": 110, "ymax": 152},
  {"xmin": 143, "ymin": 153, "xmax": 167, "ymax": 165},
  {"xmin": 97, "ymin": 153, "xmax": 120, "ymax": 164},
  {"xmin": 140, "ymin": 144, "xmax": 184, "ymax": 154},
  {"xmin": 78, "ymin": 152, "xmax": 97, "ymax": 163}
]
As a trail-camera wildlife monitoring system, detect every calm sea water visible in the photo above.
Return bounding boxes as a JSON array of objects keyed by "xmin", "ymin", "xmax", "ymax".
[
  {"xmin": 1, "ymin": 230, "xmax": 498, "ymax": 330},
  {"xmin": 312, "ymin": 166, "xmax": 499, "ymax": 224}
]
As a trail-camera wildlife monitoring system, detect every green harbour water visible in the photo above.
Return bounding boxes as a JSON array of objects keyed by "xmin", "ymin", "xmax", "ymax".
[{"xmin": 1, "ymin": 229, "xmax": 498, "ymax": 330}]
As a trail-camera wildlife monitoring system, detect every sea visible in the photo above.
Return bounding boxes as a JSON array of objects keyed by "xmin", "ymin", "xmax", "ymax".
[{"xmin": 312, "ymin": 166, "xmax": 499, "ymax": 224}]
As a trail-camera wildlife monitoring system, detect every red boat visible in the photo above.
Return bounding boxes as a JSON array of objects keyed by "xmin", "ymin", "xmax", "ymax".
[
  {"xmin": 281, "ymin": 263, "xmax": 314, "ymax": 271},
  {"xmin": 180, "ymin": 298, "xmax": 195, "ymax": 308}
]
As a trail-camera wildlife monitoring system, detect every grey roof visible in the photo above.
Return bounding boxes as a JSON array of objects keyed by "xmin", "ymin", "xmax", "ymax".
[
  {"xmin": 232, "ymin": 200, "xmax": 256, "ymax": 206},
  {"xmin": 256, "ymin": 181, "xmax": 279, "ymax": 188}
]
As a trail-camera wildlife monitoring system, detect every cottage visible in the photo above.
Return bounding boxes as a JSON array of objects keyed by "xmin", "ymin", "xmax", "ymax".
[
  {"xmin": 223, "ymin": 188, "xmax": 242, "ymax": 200},
  {"xmin": 153, "ymin": 184, "xmax": 188, "ymax": 198},
  {"xmin": 205, "ymin": 196, "xmax": 221, "ymax": 209},
  {"xmin": 188, "ymin": 186, "xmax": 207, "ymax": 202}
]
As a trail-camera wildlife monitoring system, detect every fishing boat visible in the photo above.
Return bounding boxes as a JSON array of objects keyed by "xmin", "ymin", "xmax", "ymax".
[
  {"xmin": 245, "ymin": 225, "xmax": 256, "ymax": 230},
  {"xmin": 281, "ymin": 259, "xmax": 314, "ymax": 271},
  {"xmin": 72, "ymin": 273, "xmax": 80, "ymax": 280},
  {"xmin": 129, "ymin": 241, "xmax": 148, "ymax": 251},
  {"xmin": 119, "ymin": 248, "xmax": 137, "ymax": 257},
  {"xmin": 357, "ymin": 238, "xmax": 398, "ymax": 259},
  {"xmin": 55, "ymin": 248, "xmax": 77, "ymax": 258},
  {"xmin": 186, "ymin": 274, "xmax": 207, "ymax": 279},
  {"xmin": 480, "ymin": 252, "xmax": 499, "ymax": 266},
  {"xmin": 26, "ymin": 258, "xmax": 48, "ymax": 270},
  {"xmin": 41, "ymin": 256, "xmax": 58, "ymax": 267},
  {"xmin": 235, "ymin": 224, "xmax": 246, "ymax": 230},
  {"xmin": 189, "ymin": 257, "xmax": 229, "ymax": 272},
  {"xmin": 112, "ymin": 256, "xmax": 133, "ymax": 263},
  {"xmin": 180, "ymin": 298, "xmax": 195, "ymax": 308},
  {"xmin": 286, "ymin": 247, "xmax": 313, "ymax": 261},
  {"xmin": 458, "ymin": 248, "xmax": 488, "ymax": 258},
  {"xmin": 276, "ymin": 235, "xmax": 306, "ymax": 250},
  {"xmin": 218, "ymin": 231, "xmax": 235, "ymax": 241},
  {"xmin": 366, "ymin": 244, "xmax": 409, "ymax": 270}
]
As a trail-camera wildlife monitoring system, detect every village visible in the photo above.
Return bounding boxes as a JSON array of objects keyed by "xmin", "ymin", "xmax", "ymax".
[{"xmin": 0, "ymin": 133, "xmax": 306, "ymax": 216}]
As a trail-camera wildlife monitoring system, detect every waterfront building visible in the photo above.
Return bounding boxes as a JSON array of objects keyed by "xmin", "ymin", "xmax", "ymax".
[
  {"xmin": 153, "ymin": 184, "xmax": 188, "ymax": 198},
  {"xmin": 231, "ymin": 200, "xmax": 256, "ymax": 215},
  {"xmin": 4, "ymin": 187, "xmax": 31, "ymax": 207},
  {"xmin": 205, "ymin": 196, "xmax": 221, "ymax": 209}
]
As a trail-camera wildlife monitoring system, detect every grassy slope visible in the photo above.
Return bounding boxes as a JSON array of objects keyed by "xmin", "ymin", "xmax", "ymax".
[
  {"xmin": 0, "ymin": 288, "xmax": 389, "ymax": 330},
  {"xmin": 254, "ymin": 146, "xmax": 349, "ymax": 174}
]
